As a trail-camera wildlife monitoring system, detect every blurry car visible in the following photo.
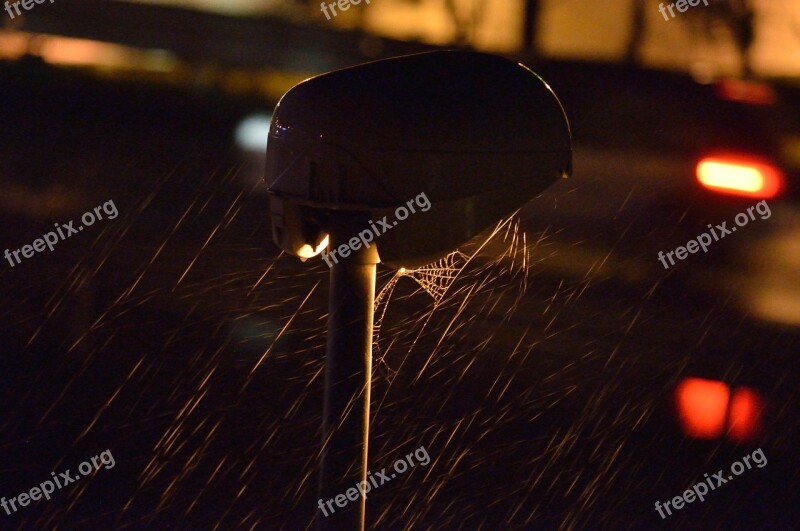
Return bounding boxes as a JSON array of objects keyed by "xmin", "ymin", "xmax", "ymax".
[
  {"xmin": 537, "ymin": 59, "xmax": 800, "ymax": 198},
  {"xmin": 517, "ymin": 59, "xmax": 800, "ymax": 272}
]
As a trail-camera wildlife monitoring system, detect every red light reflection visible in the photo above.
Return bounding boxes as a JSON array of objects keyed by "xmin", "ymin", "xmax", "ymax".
[
  {"xmin": 675, "ymin": 378, "xmax": 729, "ymax": 439},
  {"xmin": 675, "ymin": 378, "xmax": 764, "ymax": 441},
  {"xmin": 728, "ymin": 387, "xmax": 763, "ymax": 442}
]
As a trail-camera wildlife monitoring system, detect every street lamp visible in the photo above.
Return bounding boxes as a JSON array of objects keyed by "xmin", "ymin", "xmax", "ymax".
[{"xmin": 266, "ymin": 50, "xmax": 571, "ymax": 530}]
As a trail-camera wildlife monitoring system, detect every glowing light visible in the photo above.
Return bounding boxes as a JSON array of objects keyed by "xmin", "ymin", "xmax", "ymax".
[
  {"xmin": 696, "ymin": 157, "xmax": 783, "ymax": 198},
  {"xmin": 38, "ymin": 37, "xmax": 134, "ymax": 67},
  {"xmin": 781, "ymin": 136, "xmax": 800, "ymax": 167},
  {"xmin": 716, "ymin": 78, "xmax": 776, "ymax": 106},
  {"xmin": 727, "ymin": 387, "xmax": 762, "ymax": 442},
  {"xmin": 675, "ymin": 377, "xmax": 730, "ymax": 439},
  {"xmin": 297, "ymin": 235, "xmax": 329, "ymax": 259},
  {"xmin": 0, "ymin": 32, "xmax": 28, "ymax": 60},
  {"xmin": 235, "ymin": 114, "xmax": 272, "ymax": 153}
]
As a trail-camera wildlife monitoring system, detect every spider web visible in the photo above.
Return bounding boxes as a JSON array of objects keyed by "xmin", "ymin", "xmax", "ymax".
[
  {"xmin": 371, "ymin": 214, "xmax": 535, "ymax": 381},
  {"xmin": 372, "ymin": 251, "xmax": 468, "ymax": 368}
]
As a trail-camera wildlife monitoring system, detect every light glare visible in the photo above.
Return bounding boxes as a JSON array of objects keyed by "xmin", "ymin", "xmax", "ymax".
[
  {"xmin": 297, "ymin": 235, "xmax": 329, "ymax": 259},
  {"xmin": 675, "ymin": 377, "xmax": 730, "ymax": 439},
  {"xmin": 696, "ymin": 157, "xmax": 782, "ymax": 198},
  {"xmin": 235, "ymin": 114, "xmax": 272, "ymax": 153}
]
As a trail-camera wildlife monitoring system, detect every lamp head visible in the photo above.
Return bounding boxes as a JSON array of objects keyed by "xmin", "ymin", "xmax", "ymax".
[{"xmin": 266, "ymin": 51, "xmax": 571, "ymax": 268}]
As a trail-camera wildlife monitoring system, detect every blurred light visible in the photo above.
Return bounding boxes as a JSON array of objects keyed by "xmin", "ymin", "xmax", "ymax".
[
  {"xmin": 235, "ymin": 114, "xmax": 272, "ymax": 153},
  {"xmin": 297, "ymin": 235, "xmax": 329, "ymax": 260},
  {"xmin": 781, "ymin": 136, "xmax": 800, "ymax": 168},
  {"xmin": 139, "ymin": 49, "xmax": 180, "ymax": 73},
  {"xmin": 5, "ymin": 34, "xmax": 180, "ymax": 73},
  {"xmin": 39, "ymin": 37, "xmax": 133, "ymax": 67},
  {"xmin": 737, "ymin": 221, "xmax": 800, "ymax": 327},
  {"xmin": 716, "ymin": 78, "xmax": 776, "ymax": 106},
  {"xmin": 259, "ymin": 71, "xmax": 317, "ymax": 102},
  {"xmin": 689, "ymin": 62, "xmax": 718, "ymax": 85},
  {"xmin": 675, "ymin": 377, "xmax": 730, "ymax": 439},
  {"xmin": 727, "ymin": 387, "xmax": 763, "ymax": 442},
  {"xmin": 696, "ymin": 157, "xmax": 783, "ymax": 198},
  {"xmin": 0, "ymin": 31, "xmax": 28, "ymax": 60},
  {"xmin": 131, "ymin": 0, "xmax": 282, "ymax": 16}
]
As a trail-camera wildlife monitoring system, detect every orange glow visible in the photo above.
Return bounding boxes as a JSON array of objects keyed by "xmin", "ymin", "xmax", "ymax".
[
  {"xmin": 297, "ymin": 235, "xmax": 329, "ymax": 260},
  {"xmin": 39, "ymin": 37, "xmax": 132, "ymax": 67},
  {"xmin": 727, "ymin": 387, "xmax": 762, "ymax": 442},
  {"xmin": 0, "ymin": 32, "xmax": 28, "ymax": 60},
  {"xmin": 675, "ymin": 378, "xmax": 730, "ymax": 439},
  {"xmin": 32, "ymin": 35, "xmax": 178, "ymax": 73},
  {"xmin": 696, "ymin": 157, "xmax": 783, "ymax": 199}
]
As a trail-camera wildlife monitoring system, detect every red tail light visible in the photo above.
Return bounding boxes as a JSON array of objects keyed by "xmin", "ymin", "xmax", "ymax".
[
  {"xmin": 675, "ymin": 378, "xmax": 764, "ymax": 441},
  {"xmin": 716, "ymin": 78, "xmax": 776, "ymax": 106},
  {"xmin": 675, "ymin": 377, "xmax": 729, "ymax": 439},
  {"xmin": 727, "ymin": 387, "xmax": 763, "ymax": 442},
  {"xmin": 696, "ymin": 156, "xmax": 783, "ymax": 199}
]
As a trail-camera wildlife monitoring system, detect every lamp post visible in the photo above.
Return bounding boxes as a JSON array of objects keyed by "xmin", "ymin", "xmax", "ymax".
[{"xmin": 265, "ymin": 51, "xmax": 572, "ymax": 530}]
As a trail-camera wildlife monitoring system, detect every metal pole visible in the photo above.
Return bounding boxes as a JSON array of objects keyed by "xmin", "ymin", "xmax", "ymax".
[{"xmin": 318, "ymin": 215, "xmax": 378, "ymax": 531}]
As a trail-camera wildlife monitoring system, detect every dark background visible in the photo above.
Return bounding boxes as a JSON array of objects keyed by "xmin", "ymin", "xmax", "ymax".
[{"xmin": 1, "ymin": 1, "xmax": 800, "ymax": 529}]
